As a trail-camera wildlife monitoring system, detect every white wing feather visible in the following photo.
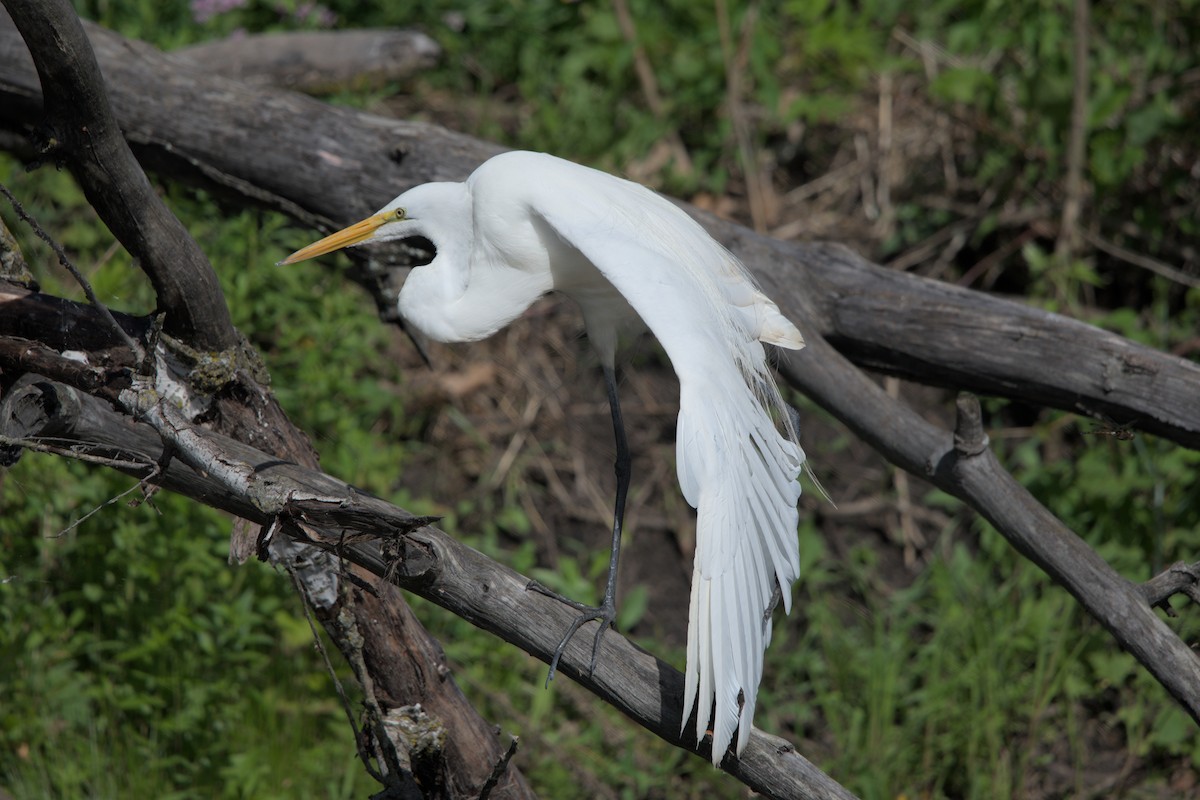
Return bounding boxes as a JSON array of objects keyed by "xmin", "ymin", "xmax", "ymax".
[{"xmin": 526, "ymin": 158, "xmax": 805, "ymax": 764}]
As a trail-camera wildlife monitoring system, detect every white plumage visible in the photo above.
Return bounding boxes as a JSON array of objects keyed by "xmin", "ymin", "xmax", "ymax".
[{"xmin": 281, "ymin": 150, "xmax": 806, "ymax": 765}]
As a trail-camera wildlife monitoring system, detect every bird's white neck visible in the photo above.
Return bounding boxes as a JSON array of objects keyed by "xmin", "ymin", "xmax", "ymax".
[{"xmin": 396, "ymin": 187, "xmax": 552, "ymax": 343}]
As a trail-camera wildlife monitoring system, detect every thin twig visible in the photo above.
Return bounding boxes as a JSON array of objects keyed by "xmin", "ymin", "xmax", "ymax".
[
  {"xmin": 0, "ymin": 181, "xmax": 145, "ymax": 361},
  {"xmin": 478, "ymin": 736, "xmax": 519, "ymax": 800},
  {"xmin": 0, "ymin": 434, "xmax": 155, "ymax": 471},
  {"xmin": 611, "ymin": 0, "xmax": 693, "ymax": 176},
  {"xmin": 876, "ymin": 70, "xmax": 895, "ymax": 241},
  {"xmin": 485, "ymin": 393, "xmax": 542, "ymax": 491},
  {"xmin": 957, "ymin": 227, "xmax": 1038, "ymax": 288},
  {"xmin": 780, "ymin": 158, "xmax": 865, "ymax": 205},
  {"xmin": 50, "ymin": 476, "xmax": 155, "ymax": 538},
  {"xmin": 288, "ymin": 566, "xmax": 386, "ymax": 784},
  {"xmin": 1055, "ymin": 0, "xmax": 1090, "ymax": 260},
  {"xmin": 916, "ymin": 37, "xmax": 960, "ymax": 194},
  {"xmin": 885, "ymin": 378, "xmax": 923, "ymax": 565},
  {"xmin": 854, "ymin": 133, "xmax": 878, "ymax": 221},
  {"xmin": 1081, "ymin": 229, "xmax": 1200, "ymax": 290}
]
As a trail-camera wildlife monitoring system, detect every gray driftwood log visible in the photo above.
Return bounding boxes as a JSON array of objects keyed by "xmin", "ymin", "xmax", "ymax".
[{"xmin": 173, "ymin": 29, "xmax": 441, "ymax": 94}]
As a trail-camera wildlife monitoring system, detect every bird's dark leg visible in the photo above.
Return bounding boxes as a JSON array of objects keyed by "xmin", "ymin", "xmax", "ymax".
[{"xmin": 529, "ymin": 364, "xmax": 630, "ymax": 685}]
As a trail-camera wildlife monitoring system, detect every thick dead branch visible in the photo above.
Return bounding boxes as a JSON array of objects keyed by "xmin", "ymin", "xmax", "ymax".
[
  {"xmin": 1141, "ymin": 562, "xmax": 1200, "ymax": 611},
  {"xmin": 2, "ymin": 0, "xmax": 236, "ymax": 350},
  {"xmin": 775, "ymin": 335, "xmax": 1200, "ymax": 724},
  {"xmin": 0, "ymin": 279, "xmax": 534, "ymax": 798},
  {"xmin": 0, "ymin": 368, "xmax": 859, "ymax": 800},
  {"xmin": 731, "ymin": 235, "xmax": 1200, "ymax": 451},
  {"xmin": 173, "ymin": 29, "xmax": 441, "ymax": 94},
  {"xmin": 1, "ymin": 13, "xmax": 1196, "ymax": 448}
]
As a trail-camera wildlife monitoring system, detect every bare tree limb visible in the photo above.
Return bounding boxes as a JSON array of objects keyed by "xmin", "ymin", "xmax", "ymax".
[
  {"xmin": 0, "ymin": 286, "xmax": 536, "ymax": 799},
  {"xmin": 775, "ymin": 333, "xmax": 1200, "ymax": 723},
  {"xmin": 0, "ymin": 361, "xmax": 860, "ymax": 800},
  {"xmin": 734, "ymin": 235, "xmax": 1200, "ymax": 451},
  {"xmin": 173, "ymin": 29, "xmax": 441, "ymax": 94}
]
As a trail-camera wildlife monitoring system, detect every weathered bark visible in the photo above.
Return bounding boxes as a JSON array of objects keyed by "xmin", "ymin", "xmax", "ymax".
[
  {"xmin": 1, "ymin": 11, "xmax": 1197, "ymax": 448},
  {"xmin": 0, "ymin": 355, "xmax": 859, "ymax": 800},
  {"xmin": 775, "ymin": 334, "xmax": 1200, "ymax": 726},
  {"xmin": 717, "ymin": 234, "xmax": 1200, "ymax": 451},
  {"xmin": 173, "ymin": 29, "xmax": 441, "ymax": 94}
]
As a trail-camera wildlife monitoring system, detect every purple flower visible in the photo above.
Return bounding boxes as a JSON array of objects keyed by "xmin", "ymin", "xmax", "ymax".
[{"xmin": 277, "ymin": 2, "xmax": 338, "ymax": 28}]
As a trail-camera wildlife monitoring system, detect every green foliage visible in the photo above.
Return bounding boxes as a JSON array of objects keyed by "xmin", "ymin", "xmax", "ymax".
[
  {"xmin": 762, "ymin": 490, "xmax": 1200, "ymax": 800},
  {"xmin": 0, "ymin": 455, "xmax": 373, "ymax": 798},
  {"xmin": 0, "ymin": 161, "xmax": 388, "ymax": 797},
  {"xmin": 909, "ymin": 0, "xmax": 1197, "ymax": 309}
]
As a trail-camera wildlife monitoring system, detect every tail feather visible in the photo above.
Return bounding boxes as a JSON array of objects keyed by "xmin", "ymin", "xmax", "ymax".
[{"xmin": 677, "ymin": 375, "xmax": 803, "ymax": 764}]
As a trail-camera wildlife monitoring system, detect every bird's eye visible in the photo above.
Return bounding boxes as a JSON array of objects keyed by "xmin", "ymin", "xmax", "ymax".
[{"xmin": 391, "ymin": 208, "xmax": 407, "ymax": 221}]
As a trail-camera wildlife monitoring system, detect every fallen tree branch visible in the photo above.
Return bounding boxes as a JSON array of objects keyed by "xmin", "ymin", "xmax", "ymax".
[
  {"xmin": 172, "ymin": 29, "xmax": 441, "ymax": 94},
  {"xmin": 0, "ymin": 366, "xmax": 860, "ymax": 800},
  {"xmin": 0, "ymin": 286, "xmax": 532, "ymax": 797},
  {"xmin": 739, "ymin": 235, "xmax": 1200, "ymax": 449},
  {"xmin": 1, "ymin": 12, "xmax": 1196, "ymax": 449},
  {"xmin": 776, "ymin": 334, "xmax": 1200, "ymax": 724}
]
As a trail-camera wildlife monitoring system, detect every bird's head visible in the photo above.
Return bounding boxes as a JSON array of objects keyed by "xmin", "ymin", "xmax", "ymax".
[{"xmin": 277, "ymin": 196, "xmax": 416, "ymax": 266}]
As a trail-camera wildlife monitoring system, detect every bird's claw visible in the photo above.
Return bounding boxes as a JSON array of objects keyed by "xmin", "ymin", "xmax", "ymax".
[{"xmin": 526, "ymin": 580, "xmax": 617, "ymax": 686}]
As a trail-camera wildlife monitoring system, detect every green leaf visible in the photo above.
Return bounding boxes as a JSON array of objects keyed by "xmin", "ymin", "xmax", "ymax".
[{"xmin": 930, "ymin": 67, "xmax": 996, "ymax": 105}]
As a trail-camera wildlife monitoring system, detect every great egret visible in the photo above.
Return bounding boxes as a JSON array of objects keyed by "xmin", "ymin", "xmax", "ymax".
[{"xmin": 281, "ymin": 150, "xmax": 807, "ymax": 765}]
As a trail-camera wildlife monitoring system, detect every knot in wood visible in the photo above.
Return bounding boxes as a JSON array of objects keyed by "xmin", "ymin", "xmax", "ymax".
[{"xmin": 953, "ymin": 392, "xmax": 989, "ymax": 456}]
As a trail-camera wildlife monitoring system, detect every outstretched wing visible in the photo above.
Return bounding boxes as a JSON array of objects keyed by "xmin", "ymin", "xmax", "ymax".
[{"xmin": 528, "ymin": 162, "xmax": 806, "ymax": 763}]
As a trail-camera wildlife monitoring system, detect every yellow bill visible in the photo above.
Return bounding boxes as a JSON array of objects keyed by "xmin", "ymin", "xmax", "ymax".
[{"xmin": 277, "ymin": 213, "xmax": 388, "ymax": 265}]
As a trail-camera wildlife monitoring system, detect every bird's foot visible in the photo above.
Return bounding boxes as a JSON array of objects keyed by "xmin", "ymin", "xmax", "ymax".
[{"xmin": 526, "ymin": 580, "xmax": 617, "ymax": 686}]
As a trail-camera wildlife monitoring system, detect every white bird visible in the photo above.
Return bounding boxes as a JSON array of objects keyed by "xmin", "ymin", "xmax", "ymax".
[{"xmin": 281, "ymin": 150, "xmax": 807, "ymax": 765}]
